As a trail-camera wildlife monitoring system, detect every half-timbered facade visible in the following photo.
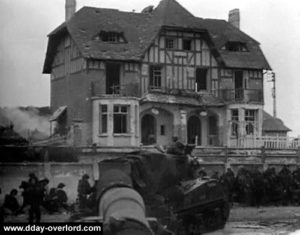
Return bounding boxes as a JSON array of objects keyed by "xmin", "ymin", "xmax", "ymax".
[{"xmin": 43, "ymin": 0, "xmax": 271, "ymax": 147}]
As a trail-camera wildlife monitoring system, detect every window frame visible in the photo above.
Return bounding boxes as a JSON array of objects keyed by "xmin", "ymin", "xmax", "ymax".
[
  {"xmin": 149, "ymin": 65, "xmax": 162, "ymax": 89},
  {"xmin": 231, "ymin": 109, "xmax": 239, "ymax": 137},
  {"xmin": 165, "ymin": 38, "xmax": 176, "ymax": 49},
  {"xmin": 99, "ymin": 31, "xmax": 126, "ymax": 43},
  {"xmin": 113, "ymin": 105, "xmax": 129, "ymax": 134},
  {"xmin": 195, "ymin": 68, "xmax": 208, "ymax": 92},
  {"xmin": 225, "ymin": 41, "xmax": 248, "ymax": 52},
  {"xmin": 245, "ymin": 109, "xmax": 256, "ymax": 135},
  {"xmin": 99, "ymin": 105, "xmax": 108, "ymax": 134}
]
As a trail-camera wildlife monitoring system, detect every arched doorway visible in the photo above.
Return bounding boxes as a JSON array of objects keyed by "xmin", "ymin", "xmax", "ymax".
[
  {"xmin": 208, "ymin": 115, "xmax": 218, "ymax": 146},
  {"xmin": 188, "ymin": 116, "xmax": 201, "ymax": 145},
  {"xmin": 141, "ymin": 114, "xmax": 156, "ymax": 145}
]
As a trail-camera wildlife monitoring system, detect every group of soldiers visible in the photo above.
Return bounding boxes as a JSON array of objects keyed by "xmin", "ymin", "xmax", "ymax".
[
  {"xmin": 208, "ymin": 165, "xmax": 300, "ymax": 207},
  {"xmin": 0, "ymin": 172, "xmax": 97, "ymax": 223},
  {"xmin": 1, "ymin": 173, "xmax": 68, "ymax": 223}
]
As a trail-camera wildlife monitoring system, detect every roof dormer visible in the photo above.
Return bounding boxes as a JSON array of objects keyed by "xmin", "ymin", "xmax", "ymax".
[
  {"xmin": 96, "ymin": 30, "xmax": 127, "ymax": 43},
  {"xmin": 223, "ymin": 41, "xmax": 248, "ymax": 52}
]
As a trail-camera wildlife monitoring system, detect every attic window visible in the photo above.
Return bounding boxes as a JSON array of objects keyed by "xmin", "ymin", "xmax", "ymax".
[
  {"xmin": 98, "ymin": 31, "xmax": 126, "ymax": 43},
  {"xmin": 225, "ymin": 41, "xmax": 248, "ymax": 52}
]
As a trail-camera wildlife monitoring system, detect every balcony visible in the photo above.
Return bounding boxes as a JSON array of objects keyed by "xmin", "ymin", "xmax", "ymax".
[
  {"xmin": 219, "ymin": 89, "xmax": 263, "ymax": 103},
  {"xmin": 91, "ymin": 83, "xmax": 140, "ymax": 97}
]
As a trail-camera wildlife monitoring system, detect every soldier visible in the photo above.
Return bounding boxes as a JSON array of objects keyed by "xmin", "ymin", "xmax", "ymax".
[
  {"xmin": 198, "ymin": 167, "xmax": 207, "ymax": 178},
  {"xmin": 56, "ymin": 183, "xmax": 68, "ymax": 211},
  {"xmin": 77, "ymin": 174, "xmax": 92, "ymax": 210},
  {"xmin": 291, "ymin": 165, "xmax": 300, "ymax": 204},
  {"xmin": 27, "ymin": 176, "xmax": 43, "ymax": 223},
  {"xmin": 18, "ymin": 181, "xmax": 30, "ymax": 214},
  {"xmin": 28, "ymin": 173, "xmax": 38, "ymax": 183},
  {"xmin": 278, "ymin": 165, "xmax": 293, "ymax": 205},
  {"xmin": 251, "ymin": 169, "xmax": 265, "ymax": 207},
  {"xmin": 292, "ymin": 165, "xmax": 300, "ymax": 184},
  {"xmin": 3, "ymin": 189, "xmax": 20, "ymax": 215},
  {"xmin": 220, "ymin": 168, "xmax": 235, "ymax": 204},
  {"xmin": 166, "ymin": 136, "xmax": 185, "ymax": 155},
  {"xmin": 211, "ymin": 171, "xmax": 220, "ymax": 180}
]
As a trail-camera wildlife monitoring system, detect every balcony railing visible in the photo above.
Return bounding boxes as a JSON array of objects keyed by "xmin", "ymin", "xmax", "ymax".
[
  {"xmin": 219, "ymin": 89, "xmax": 263, "ymax": 103},
  {"xmin": 91, "ymin": 83, "xmax": 139, "ymax": 97},
  {"xmin": 229, "ymin": 136, "xmax": 300, "ymax": 149}
]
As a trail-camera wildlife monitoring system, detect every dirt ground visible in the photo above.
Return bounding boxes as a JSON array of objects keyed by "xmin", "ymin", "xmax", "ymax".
[
  {"xmin": 207, "ymin": 205, "xmax": 300, "ymax": 234},
  {"xmin": 4, "ymin": 206, "xmax": 300, "ymax": 234}
]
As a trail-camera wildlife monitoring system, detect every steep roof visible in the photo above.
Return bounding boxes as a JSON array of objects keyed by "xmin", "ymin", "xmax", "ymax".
[
  {"xmin": 198, "ymin": 18, "xmax": 271, "ymax": 69},
  {"xmin": 262, "ymin": 111, "xmax": 291, "ymax": 132},
  {"xmin": 43, "ymin": 0, "xmax": 271, "ymax": 73}
]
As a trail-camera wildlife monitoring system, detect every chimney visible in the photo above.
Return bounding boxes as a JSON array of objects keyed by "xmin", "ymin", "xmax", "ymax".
[
  {"xmin": 65, "ymin": 0, "xmax": 76, "ymax": 21},
  {"xmin": 228, "ymin": 8, "xmax": 240, "ymax": 29}
]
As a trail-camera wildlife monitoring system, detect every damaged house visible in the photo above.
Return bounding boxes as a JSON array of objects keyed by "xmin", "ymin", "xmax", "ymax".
[{"xmin": 43, "ymin": 0, "xmax": 272, "ymax": 148}]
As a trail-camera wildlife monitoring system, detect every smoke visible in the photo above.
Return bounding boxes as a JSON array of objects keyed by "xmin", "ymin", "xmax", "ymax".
[{"xmin": 0, "ymin": 107, "xmax": 51, "ymax": 139}]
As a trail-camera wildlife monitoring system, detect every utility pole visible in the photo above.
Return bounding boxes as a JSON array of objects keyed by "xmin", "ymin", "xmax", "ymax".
[
  {"xmin": 265, "ymin": 70, "xmax": 277, "ymax": 118},
  {"xmin": 271, "ymin": 72, "xmax": 276, "ymax": 118}
]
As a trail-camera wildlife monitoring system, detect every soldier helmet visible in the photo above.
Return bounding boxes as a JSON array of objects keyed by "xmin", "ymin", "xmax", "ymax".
[
  {"xmin": 57, "ymin": 183, "xmax": 65, "ymax": 188},
  {"xmin": 82, "ymin": 174, "xmax": 90, "ymax": 179}
]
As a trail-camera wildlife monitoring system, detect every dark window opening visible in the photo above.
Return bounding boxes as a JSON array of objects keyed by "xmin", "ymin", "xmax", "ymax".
[
  {"xmin": 100, "ymin": 105, "xmax": 108, "ymax": 134},
  {"xmin": 54, "ymin": 111, "xmax": 68, "ymax": 136},
  {"xmin": 106, "ymin": 63, "xmax": 120, "ymax": 94},
  {"xmin": 245, "ymin": 109, "xmax": 256, "ymax": 135},
  {"xmin": 231, "ymin": 109, "xmax": 239, "ymax": 121},
  {"xmin": 231, "ymin": 109, "xmax": 239, "ymax": 137},
  {"xmin": 234, "ymin": 70, "xmax": 244, "ymax": 99},
  {"xmin": 183, "ymin": 39, "xmax": 192, "ymax": 50},
  {"xmin": 234, "ymin": 71, "xmax": 244, "ymax": 89},
  {"xmin": 141, "ymin": 114, "xmax": 156, "ymax": 145},
  {"xmin": 160, "ymin": 125, "xmax": 165, "ymax": 136},
  {"xmin": 225, "ymin": 41, "xmax": 248, "ymax": 52},
  {"xmin": 98, "ymin": 31, "xmax": 126, "ymax": 43},
  {"xmin": 245, "ymin": 110, "xmax": 255, "ymax": 122},
  {"xmin": 149, "ymin": 65, "xmax": 162, "ymax": 89},
  {"xmin": 195, "ymin": 68, "xmax": 208, "ymax": 91},
  {"xmin": 246, "ymin": 123, "xmax": 254, "ymax": 135},
  {"xmin": 113, "ymin": 105, "xmax": 129, "ymax": 134},
  {"xmin": 165, "ymin": 38, "xmax": 175, "ymax": 49}
]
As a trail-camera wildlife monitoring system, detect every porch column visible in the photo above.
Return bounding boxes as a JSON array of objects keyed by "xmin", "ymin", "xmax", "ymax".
[
  {"xmin": 180, "ymin": 110, "xmax": 187, "ymax": 143},
  {"xmin": 257, "ymin": 108, "xmax": 263, "ymax": 137},
  {"xmin": 226, "ymin": 109, "xmax": 231, "ymax": 147},
  {"xmin": 238, "ymin": 108, "xmax": 245, "ymax": 147},
  {"xmin": 107, "ymin": 104, "xmax": 114, "ymax": 146},
  {"xmin": 201, "ymin": 116, "xmax": 208, "ymax": 146},
  {"xmin": 130, "ymin": 104, "xmax": 139, "ymax": 146}
]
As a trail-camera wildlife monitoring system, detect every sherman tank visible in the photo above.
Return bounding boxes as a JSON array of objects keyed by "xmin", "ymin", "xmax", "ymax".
[{"xmin": 95, "ymin": 150, "xmax": 230, "ymax": 234}]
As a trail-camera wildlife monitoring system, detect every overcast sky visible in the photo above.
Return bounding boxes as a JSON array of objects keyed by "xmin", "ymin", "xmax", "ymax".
[{"xmin": 0, "ymin": 0, "xmax": 299, "ymax": 136}]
